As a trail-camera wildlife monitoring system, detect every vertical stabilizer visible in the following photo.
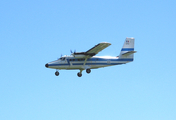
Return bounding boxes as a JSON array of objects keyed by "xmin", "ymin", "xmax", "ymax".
[{"xmin": 119, "ymin": 37, "xmax": 136, "ymax": 59}]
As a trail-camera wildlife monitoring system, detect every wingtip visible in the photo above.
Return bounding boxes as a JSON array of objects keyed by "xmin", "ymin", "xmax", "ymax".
[{"xmin": 100, "ymin": 42, "xmax": 111, "ymax": 45}]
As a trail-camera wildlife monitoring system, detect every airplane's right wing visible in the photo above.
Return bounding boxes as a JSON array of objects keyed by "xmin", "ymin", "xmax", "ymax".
[
  {"xmin": 85, "ymin": 42, "xmax": 111, "ymax": 56},
  {"xmin": 72, "ymin": 42, "xmax": 111, "ymax": 58}
]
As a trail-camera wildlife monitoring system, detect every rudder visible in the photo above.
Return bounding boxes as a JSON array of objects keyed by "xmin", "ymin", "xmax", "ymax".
[{"xmin": 119, "ymin": 37, "xmax": 136, "ymax": 59}]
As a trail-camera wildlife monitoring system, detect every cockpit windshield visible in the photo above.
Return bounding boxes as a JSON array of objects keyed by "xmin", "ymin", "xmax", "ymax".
[{"xmin": 59, "ymin": 57, "xmax": 66, "ymax": 61}]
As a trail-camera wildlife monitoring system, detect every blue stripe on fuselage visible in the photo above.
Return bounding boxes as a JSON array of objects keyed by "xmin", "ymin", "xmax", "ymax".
[
  {"xmin": 86, "ymin": 58, "xmax": 133, "ymax": 61},
  {"xmin": 72, "ymin": 63, "xmax": 124, "ymax": 65},
  {"xmin": 66, "ymin": 58, "xmax": 133, "ymax": 62}
]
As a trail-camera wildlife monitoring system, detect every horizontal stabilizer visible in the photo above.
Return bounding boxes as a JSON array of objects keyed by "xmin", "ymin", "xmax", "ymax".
[{"xmin": 122, "ymin": 51, "xmax": 137, "ymax": 57}]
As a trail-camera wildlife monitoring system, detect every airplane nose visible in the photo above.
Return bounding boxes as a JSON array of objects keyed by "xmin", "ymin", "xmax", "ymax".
[{"xmin": 45, "ymin": 63, "xmax": 48, "ymax": 68}]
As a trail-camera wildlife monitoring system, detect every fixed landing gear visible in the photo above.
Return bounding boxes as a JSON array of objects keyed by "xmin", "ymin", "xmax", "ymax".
[
  {"xmin": 77, "ymin": 72, "xmax": 82, "ymax": 77},
  {"xmin": 77, "ymin": 69, "xmax": 91, "ymax": 77},
  {"xmin": 54, "ymin": 69, "xmax": 91, "ymax": 77},
  {"xmin": 86, "ymin": 69, "xmax": 91, "ymax": 74},
  {"xmin": 77, "ymin": 70, "xmax": 83, "ymax": 77},
  {"xmin": 55, "ymin": 71, "xmax": 59, "ymax": 76}
]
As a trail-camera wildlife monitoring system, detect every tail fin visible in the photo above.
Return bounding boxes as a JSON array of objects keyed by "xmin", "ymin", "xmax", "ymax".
[{"xmin": 119, "ymin": 37, "xmax": 136, "ymax": 59}]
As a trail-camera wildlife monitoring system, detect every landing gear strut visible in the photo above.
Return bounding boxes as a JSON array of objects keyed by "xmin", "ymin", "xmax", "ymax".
[
  {"xmin": 55, "ymin": 71, "xmax": 59, "ymax": 76},
  {"xmin": 77, "ymin": 70, "xmax": 83, "ymax": 77}
]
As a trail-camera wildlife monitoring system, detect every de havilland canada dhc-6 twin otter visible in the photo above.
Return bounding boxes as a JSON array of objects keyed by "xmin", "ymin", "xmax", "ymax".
[{"xmin": 45, "ymin": 37, "xmax": 136, "ymax": 77}]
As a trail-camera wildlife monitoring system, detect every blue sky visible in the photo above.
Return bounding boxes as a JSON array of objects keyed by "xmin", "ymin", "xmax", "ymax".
[{"xmin": 0, "ymin": 0, "xmax": 176, "ymax": 120}]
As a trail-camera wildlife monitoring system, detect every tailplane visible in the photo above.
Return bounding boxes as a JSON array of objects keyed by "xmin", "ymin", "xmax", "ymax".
[{"xmin": 119, "ymin": 38, "xmax": 136, "ymax": 59}]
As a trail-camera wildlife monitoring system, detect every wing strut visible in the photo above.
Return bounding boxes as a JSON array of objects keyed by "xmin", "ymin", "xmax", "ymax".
[{"xmin": 83, "ymin": 57, "xmax": 88, "ymax": 66}]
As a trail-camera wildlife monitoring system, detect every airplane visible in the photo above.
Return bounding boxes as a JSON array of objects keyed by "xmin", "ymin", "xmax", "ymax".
[{"xmin": 45, "ymin": 37, "xmax": 136, "ymax": 77}]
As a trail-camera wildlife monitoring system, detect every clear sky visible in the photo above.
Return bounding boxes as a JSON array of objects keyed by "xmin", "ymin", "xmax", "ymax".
[{"xmin": 0, "ymin": 0, "xmax": 176, "ymax": 120}]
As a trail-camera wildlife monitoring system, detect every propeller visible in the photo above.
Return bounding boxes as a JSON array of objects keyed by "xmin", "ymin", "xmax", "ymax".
[
  {"xmin": 70, "ymin": 50, "xmax": 76, "ymax": 54},
  {"xmin": 70, "ymin": 50, "xmax": 73, "ymax": 53}
]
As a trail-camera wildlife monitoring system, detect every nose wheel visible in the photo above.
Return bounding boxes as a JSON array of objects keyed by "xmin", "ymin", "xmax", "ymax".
[
  {"xmin": 77, "ymin": 69, "xmax": 83, "ymax": 77},
  {"xmin": 55, "ymin": 71, "xmax": 59, "ymax": 76},
  {"xmin": 77, "ymin": 72, "xmax": 82, "ymax": 77}
]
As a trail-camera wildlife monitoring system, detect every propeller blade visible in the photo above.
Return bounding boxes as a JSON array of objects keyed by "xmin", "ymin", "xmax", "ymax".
[{"xmin": 70, "ymin": 50, "xmax": 73, "ymax": 53}]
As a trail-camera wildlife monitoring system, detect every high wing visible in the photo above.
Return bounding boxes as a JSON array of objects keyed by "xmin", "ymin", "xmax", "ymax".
[
  {"xmin": 72, "ymin": 42, "xmax": 111, "ymax": 58},
  {"xmin": 86, "ymin": 42, "xmax": 111, "ymax": 55}
]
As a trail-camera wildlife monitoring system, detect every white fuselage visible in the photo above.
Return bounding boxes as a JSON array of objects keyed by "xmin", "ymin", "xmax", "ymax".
[{"xmin": 47, "ymin": 55, "xmax": 133, "ymax": 70}]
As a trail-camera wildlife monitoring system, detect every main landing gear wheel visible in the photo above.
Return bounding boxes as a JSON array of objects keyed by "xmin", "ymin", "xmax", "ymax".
[
  {"xmin": 86, "ymin": 69, "xmax": 91, "ymax": 74},
  {"xmin": 77, "ymin": 72, "xmax": 82, "ymax": 77},
  {"xmin": 55, "ymin": 71, "xmax": 59, "ymax": 76}
]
